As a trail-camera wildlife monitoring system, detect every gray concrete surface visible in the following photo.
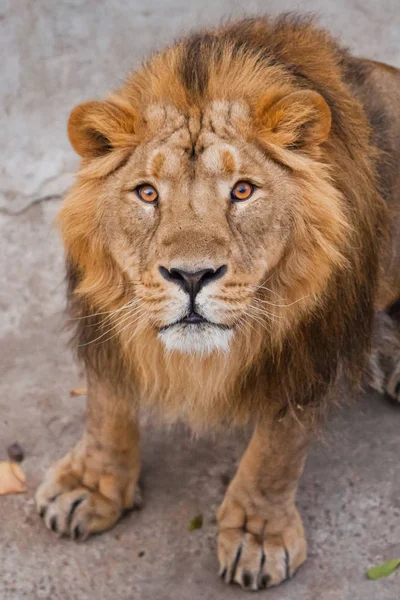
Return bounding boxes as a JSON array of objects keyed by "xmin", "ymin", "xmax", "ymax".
[{"xmin": 1, "ymin": 1, "xmax": 400, "ymax": 599}]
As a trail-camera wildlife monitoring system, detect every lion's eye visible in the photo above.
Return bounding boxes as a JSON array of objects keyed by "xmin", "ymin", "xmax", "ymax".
[
  {"xmin": 230, "ymin": 181, "xmax": 255, "ymax": 202},
  {"xmin": 135, "ymin": 184, "xmax": 159, "ymax": 204}
]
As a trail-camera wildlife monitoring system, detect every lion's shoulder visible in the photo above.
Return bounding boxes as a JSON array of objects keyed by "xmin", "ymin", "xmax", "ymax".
[{"xmin": 343, "ymin": 57, "xmax": 400, "ymax": 305}]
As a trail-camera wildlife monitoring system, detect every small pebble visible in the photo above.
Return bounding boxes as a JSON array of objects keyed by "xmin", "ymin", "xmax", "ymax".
[{"xmin": 7, "ymin": 442, "xmax": 25, "ymax": 463}]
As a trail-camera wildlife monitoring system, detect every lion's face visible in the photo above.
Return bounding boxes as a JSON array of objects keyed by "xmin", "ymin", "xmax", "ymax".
[
  {"xmin": 62, "ymin": 56, "xmax": 348, "ymax": 363},
  {"xmin": 95, "ymin": 101, "xmax": 298, "ymax": 355}
]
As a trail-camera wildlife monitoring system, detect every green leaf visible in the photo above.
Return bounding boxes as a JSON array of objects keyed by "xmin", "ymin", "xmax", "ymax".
[
  {"xmin": 367, "ymin": 559, "xmax": 400, "ymax": 580},
  {"xmin": 189, "ymin": 514, "xmax": 203, "ymax": 532}
]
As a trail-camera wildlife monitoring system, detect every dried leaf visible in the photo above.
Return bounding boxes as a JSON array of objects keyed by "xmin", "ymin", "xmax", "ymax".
[
  {"xmin": 189, "ymin": 514, "xmax": 203, "ymax": 531},
  {"xmin": 70, "ymin": 387, "xmax": 88, "ymax": 397},
  {"xmin": 367, "ymin": 559, "xmax": 400, "ymax": 580},
  {"xmin": 0, "ymin": 461, "xmax": 26, "ymax": 495}
]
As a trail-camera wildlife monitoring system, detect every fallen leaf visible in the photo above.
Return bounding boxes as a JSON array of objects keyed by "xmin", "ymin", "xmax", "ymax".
[
  {"xmin": 189, "ymin": 514, "xmax": 203, "ymax": 532},
  {"xmin": 0, "ymin": 461, "xmax": 26, "ymax": 495},
  {"xmin": 7, "ymin": 442, "xmax": 25, "ymax": 463},
  {"xmin": 367, "ymin": 559, "xmax": 400, "ymax": 580},
  {"xmin": 70, "ymin": 387, "xmax": 88, "ymax": 397}
]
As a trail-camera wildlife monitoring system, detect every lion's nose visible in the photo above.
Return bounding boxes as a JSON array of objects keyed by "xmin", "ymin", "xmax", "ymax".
[{"xmin": 159, "ymin": 265, "xmax": 227, "ymax": 300}]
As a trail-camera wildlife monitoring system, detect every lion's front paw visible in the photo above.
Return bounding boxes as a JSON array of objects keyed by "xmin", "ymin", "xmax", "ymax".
[
  {"xmin": 218, "ymin": 506, "xmax": 306, "ymax": 591},
  {"xmin": 36, "ymin": 440, "xmax": 140, "ymax": 540}
]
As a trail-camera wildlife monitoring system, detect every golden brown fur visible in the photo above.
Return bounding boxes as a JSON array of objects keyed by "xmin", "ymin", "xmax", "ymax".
[
  {"xmin": 60, "ymin": 16, "xmax": 391, "ymax": 426},
  {"xmin": 36, "ymin": 14, "xmax": 400, "ymax": 591}
]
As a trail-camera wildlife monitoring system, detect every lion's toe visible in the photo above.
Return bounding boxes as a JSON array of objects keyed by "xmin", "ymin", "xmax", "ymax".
[
  {"xmin": 218, "ymin": 521, "xmax": 306, "ymax": 591},
  {"xmin": 36, "ymin": 481, "xmax": 122, "ymax": 540},
  {"xmin": 35, "ymin": 445, "xmax": 140, "ymax": 540}
]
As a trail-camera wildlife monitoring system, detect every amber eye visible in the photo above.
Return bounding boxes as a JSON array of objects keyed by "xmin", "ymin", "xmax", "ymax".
[
  {"xmin": 135, "ymin": 184, "xmax": 159, "ymax": 204},
  {"xmin": 230, "ymin": 181, "xmax": 255, "ymax": 202}
]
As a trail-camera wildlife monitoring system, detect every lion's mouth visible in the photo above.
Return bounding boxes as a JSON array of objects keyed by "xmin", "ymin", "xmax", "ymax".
[
  {"xmin": 181, "ymin": 311, "xmax": 207, "ymax": 325},
  {"xmin": 158, "ymin": 311, "xmax": 234, "ymax": 354},
  {"xmin": 159, "ymin": 311, "xmax": 231, "ymax": 332}
]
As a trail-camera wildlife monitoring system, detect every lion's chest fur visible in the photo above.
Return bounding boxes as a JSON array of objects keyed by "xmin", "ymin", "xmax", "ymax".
[{"xmin": 123, "ymin": 328, "xmax": 266, "ymax": 429}]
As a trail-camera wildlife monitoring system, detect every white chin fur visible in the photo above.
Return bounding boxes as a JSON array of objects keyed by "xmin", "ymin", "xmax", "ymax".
[{"xmin": 158, "ymin": 323, "xmax": 233, "ymax": 356}]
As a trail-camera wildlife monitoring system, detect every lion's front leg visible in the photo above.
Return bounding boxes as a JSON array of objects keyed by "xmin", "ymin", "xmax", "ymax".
[
  {"xmin": 35, "ymin": 378, "xmax": 140, "ymax": 540},
  {"xmin": 217, "ymin": 417, "xmax": 309, "ymax": 591}
]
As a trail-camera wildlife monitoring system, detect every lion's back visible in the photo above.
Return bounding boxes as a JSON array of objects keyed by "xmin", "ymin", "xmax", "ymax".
[{"xmin": 344, "ymin": 58, "xmax": 400, "ymax": 306}]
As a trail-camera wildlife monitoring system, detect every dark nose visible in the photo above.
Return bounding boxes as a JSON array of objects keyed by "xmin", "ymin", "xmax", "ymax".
[{"xmin": 159, "ymin": 265, "xmax": 227, "ymax": 300}]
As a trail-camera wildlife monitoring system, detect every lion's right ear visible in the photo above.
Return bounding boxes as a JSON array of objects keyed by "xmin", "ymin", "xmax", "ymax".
[
  {"xmin": 68, "ymin": 98, "xmax": 137, "ymax": 158},
  {"xmin": 256, "ymin": 90, "xmax": 331, "ymax": 152}
]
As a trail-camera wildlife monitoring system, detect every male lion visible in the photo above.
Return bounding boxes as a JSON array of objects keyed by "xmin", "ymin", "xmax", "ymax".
[{"xmin": 36, "ymin": 15, "xmax": 400, "ymax": 591}]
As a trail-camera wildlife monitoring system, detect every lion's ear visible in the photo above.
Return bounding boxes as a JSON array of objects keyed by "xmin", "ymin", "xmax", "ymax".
[
  {"xmin": 68, "ymin": 98, "xmax": 137, "ymax": 158},
  {"xmin": 257, "ymin": 90, "xmax": 331, "ymax": 150}
]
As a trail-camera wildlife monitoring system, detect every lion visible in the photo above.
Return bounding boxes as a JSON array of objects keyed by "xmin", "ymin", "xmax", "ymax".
[{"xmin": 36, "ymin": 15, "xmax": 400, "ymax": 591}]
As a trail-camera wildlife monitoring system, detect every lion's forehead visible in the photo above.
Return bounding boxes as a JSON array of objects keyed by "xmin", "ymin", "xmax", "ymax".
[{"xmin": 144, "ymin": 100, "xmax": 249, "ymax": 179}]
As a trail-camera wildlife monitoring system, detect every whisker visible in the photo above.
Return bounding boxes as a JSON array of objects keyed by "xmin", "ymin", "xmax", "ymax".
[
  {"xmin": 119, "ymin": 309, "xmax": 157, "ymax": 347},
  {"xmin": 96, "ymin": 301, "xmax": 143, "ymax": 328},
  {"xmin": 89, "ymin": 310, "xmax": 149, "ymax": 348},
  {"xmin": 70, "ymin": 298, "xmax": 141, "ymax": 322},
  {"xmin": 89, "ymin": 302, "xmax": 144, "ymax": 334},
  {"xmin": 234, "ymin": 318, "xmax": 246, "ymax": 336},
  {"xmin": 70, "ymin": 291, "xmax": 165, "ymax": 322},
  {"xmin": 251, "ymin": 286, "xmax": 285, "ymax": 300},
  {"xmin": 253, "ymin": 295, "xmax": 310, "ymax": 309},
  {"xmin": 78, "ymin": 304, "xmax": 148, "ymax": 347},
  {"xmin": 237, "ymin": 311, "xmax": 272, "ymax": 340},
  {"xmin": 249, "ymin": 272, "xmax": 279, "ymax": 294},
  {"xmin": 236, "ymin": 314, "xmax": 260, "ymax": 336},
  {"xmin": 96, "ymin": 301, "xmax": 145, "ymax": 329},
  {"xmin": 247, "ymin": 299, "xmax": 285, "ymax": 321},
  {"xmin": 247, "ymin": 301, "xmax": 285, "ymax": 328},
  {"xmin": 248, "ymin": 302, "xmax": 284, "ymax": 321},
  {"xmin": 101, "ymin": 304, "xmax": 147, "ymax": 332},
  {"xmin": 240, "ymin": 309, "xmax": 274, "ymax": 331}
]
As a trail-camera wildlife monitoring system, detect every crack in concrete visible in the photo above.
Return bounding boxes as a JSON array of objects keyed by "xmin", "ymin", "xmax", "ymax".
[{"xmin": 0, "ymin": 194, "xmax": 62, "ymax": 217}]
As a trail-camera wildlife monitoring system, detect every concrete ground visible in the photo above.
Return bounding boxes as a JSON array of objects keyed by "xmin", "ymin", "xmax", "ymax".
[{"xmin": 1, "ymin": 1, "xmax": 400, "ymax": 599}]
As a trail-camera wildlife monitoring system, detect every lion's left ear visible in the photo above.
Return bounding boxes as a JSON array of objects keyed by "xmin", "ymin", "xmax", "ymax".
[
  {"xmin": 256, "ymin": 90, "xmax": 332, "ymax": 150},
  {"xmin": 68, "ymin": 97, "xmax": 137, "ymax": 159}
]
